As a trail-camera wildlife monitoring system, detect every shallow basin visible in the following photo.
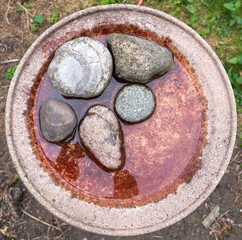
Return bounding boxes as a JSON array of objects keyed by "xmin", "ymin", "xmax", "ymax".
[{"xmin": 5, "ymin": 4, "xmax": 236, "ymax": 236}]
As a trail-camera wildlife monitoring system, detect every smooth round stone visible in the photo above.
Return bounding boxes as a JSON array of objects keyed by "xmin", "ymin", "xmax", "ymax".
[
  {"xmin": 40, "ymin": 100, "xmax": 77, "ymax": 142},
  {"xmin": 106, "ymin": 33, "xmax": 174, "ymax": 83},
  {"xmin": 47, "ymin": 37, "xmax": 113, "ymax": 98},
  {"xmin": 114, "ymin": 84, "xmax": 155, "ymax": 123}
]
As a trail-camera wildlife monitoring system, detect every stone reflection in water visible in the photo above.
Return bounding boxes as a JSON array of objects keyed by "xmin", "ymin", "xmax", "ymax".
[
  {"xmin": 43, "ymin": 140, "xmax": 138, "ymax": 200},
  {"xmin": 47, "ymin": 142, "xmax": 84, "ymax": 183},
  {"xmin": 113, "ymin": 170, "xmax": 138, "ymax": 199}
]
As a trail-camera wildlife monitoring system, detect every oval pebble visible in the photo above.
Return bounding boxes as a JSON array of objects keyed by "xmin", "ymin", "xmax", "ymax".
[
  {"xmin": 79, "ymin": 105, "xmax": 125, "ymax": 171},
  {"xmin": 40, "ymin": 100, "xmax": 77, "ymax": 142}
]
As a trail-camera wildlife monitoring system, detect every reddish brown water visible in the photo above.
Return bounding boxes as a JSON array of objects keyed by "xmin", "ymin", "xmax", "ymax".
[{"xmin": 29, "ymin": 29, "xmax": 207, "ymax": 208}]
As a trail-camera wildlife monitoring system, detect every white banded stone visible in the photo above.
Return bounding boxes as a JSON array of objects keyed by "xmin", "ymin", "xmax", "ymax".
[{"xmin": 47, "ymin": 37, "xmax": 113, "ymax": 98}]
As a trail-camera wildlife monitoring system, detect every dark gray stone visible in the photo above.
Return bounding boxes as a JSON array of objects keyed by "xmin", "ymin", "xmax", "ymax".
[
  {"xmin": 79, "ymin": 105, "xmax": 125, "ymax": 171},
  {"xmin": 47, "ymin": 37, "xmax": 113, "ymax": 98},
  {"xmin": 114, "ymin": 84, "xmax": 155, "ymax": 123},
  {"xmin": 40, "ymin": 100, "xmax": 77, "ymax": 142},
  {"xmin": 106, "ymin": 33, "xmax": 174, "ymax": 83}
]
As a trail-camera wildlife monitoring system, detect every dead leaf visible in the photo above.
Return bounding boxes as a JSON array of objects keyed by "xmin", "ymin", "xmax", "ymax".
[
  {"xmin": 221, "ymin": 218, "xmax": 231, "ymax": 236},
  {"xmin": 202, "ymin": 205, "xmax": 220, "ymax": 228},
  {"xmin": 0, "ymin": 226, "xmax": 11, "ymax": 237},
  {"xmin": 215, "ymin": 230, "xmax": 222, "ymax": 239}
]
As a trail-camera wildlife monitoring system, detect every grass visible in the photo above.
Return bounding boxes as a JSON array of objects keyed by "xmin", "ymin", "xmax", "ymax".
[
  {"xmin": 48, "ymin": 8, "xmax": 59, "ymax": 23},
  {"xmin": 6, "ymin": 66, "xmax": 17, "ymax": 80}
]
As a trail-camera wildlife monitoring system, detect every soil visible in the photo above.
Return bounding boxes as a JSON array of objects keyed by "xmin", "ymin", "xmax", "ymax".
[{"xmin": 0, "ymin": 1, "xmax": 241, "ymax": 239}]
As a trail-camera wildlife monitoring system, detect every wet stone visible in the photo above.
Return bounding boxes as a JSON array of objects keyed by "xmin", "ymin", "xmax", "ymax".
[
  {"xmin": 40, "ymin": 100, "xmax": 77, "ymax": 142},
  {"xmin": 47, "ymin": 37, "xmax": 113, "ymax": 98},
  {"xmin": 114, "ymin": 84, "xmax": 155, "ymax": 123},
  {"xmin": 79, "ymin": 105, "xmax": 125, "ymax": 171},
  {"xmin": 106, "ymin": 33, "xmax": 174, "ymax": 83}
]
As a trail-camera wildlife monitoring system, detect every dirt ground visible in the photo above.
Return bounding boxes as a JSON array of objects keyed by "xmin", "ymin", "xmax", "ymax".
[{"xmin": 0, "ymin": 1, "xmax": 241, "ymax": 239}]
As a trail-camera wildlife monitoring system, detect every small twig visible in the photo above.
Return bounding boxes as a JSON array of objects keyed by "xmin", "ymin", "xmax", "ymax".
[
  {"xmin": 54, "ymin": 228, "xmax": 70, "ymax": 240},
  {"xmin": 1, "ymin": 59, "xmax": 20, "ymax": 64},
  {"xmin": 55, "ymin": 217, "xmax": 62, "ymax": 231},
  {"xmin": 212, "ymin": 210, "xmax": 230, "ymax": 228},
  {"xmin": 4, "ymin": 0, "xmax": 11, "ymax": 24},
  {"xmin": 234, "ymin": 194, "xmax": 240, "ymax": 203},
  {"xmin": 21, "ymin": 209, "xmax": 61, "ymax": 231},
  {"xmin": 207, "ymin": 225, "xmax": 216, "ymax": 233},
  {"xmin": 22, "ymin": 196, "xmax": 34, "ymax": 211},
  {"xmin": 47, "ymin": 226, "xmax": 51, "ymax": 240},
  {"xmin": 16, "ymin": 2, "xmax": 33, "ymax": 29},
  {"xmin": 20, "ymin": 195, "xmax": 33, "ymax": 205},
  {"xmin": 151, "ymin": 236, "xmax": 163, "ymax": 239},
  {"xmin": 32, "ymin": 237, "xmax": 48, "ymax": 240},
  {"xmin": 16, "ymin": 2, "xmax": 33, "ymax": 17},
  {"xmin": 230, "ymin": 150, "xmax": 241, "ymax": 163},
  {"xmin": 27, "ymin": 231, "xmax": 30, "ymax": 240},
  {"xmin": 11, "ymin": 220, "xmax": 29, "ymax": 227}
]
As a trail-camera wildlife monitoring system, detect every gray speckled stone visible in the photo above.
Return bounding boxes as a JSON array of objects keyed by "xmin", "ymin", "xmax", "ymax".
[
  {"xmin": 40, "ymin": 100, "xmax": 77, "ymax": 142},
  {"xmin": 114, "ymin": 84, "xmax": 155, "ymax": 123},
  {"xmin": 47, "ymin": 37, "xmax": 113, "ymax": 98},
  {"xmin": 106, "ymin": 33, "xmax": 174, "ymax": 83},
  {"xmin": 79, "ymin": 105, "xmax": 124, "ymax": 171}
]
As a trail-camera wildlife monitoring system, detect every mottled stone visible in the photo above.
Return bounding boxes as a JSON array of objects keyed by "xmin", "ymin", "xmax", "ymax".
[
  {"xmin": 40, "ymin": 100, "xmax": 77, "ymax": 142},
  {"xmin": 106, "ymin": 33, "xmax": 174, "ymax": 83},
  {"xmin": 47, "ymin": 37, "xmax": 113, "ymax": 98},
  {"xmin": 114, "ymin": 84, "xmax": 155, "ymax": 123},
  {"xmin": 79, "ymin": 105, "xmax": 125, "ymax": 171}
]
